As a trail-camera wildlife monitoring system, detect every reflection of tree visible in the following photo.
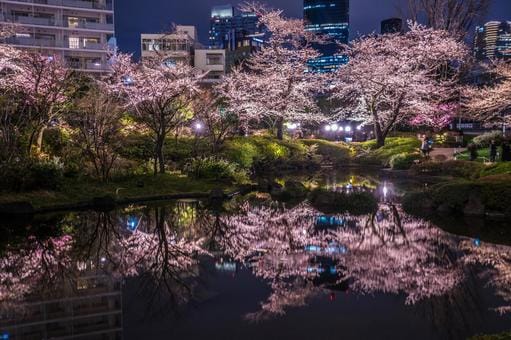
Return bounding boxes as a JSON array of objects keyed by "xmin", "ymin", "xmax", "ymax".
[
  {"xmin": 0, "ymin": 235, "xmax": 73, "ymax": 312},
  {"xmin": 462, "ymin": 240, "xmax": 511, "ymax": 315},
  {"xmin": 222, "ymin": 202, "xmax": 467, "ymax": 319},
  {"xmin": 332, "ymin": 204, "xmax": 463, "ymax": 305}
]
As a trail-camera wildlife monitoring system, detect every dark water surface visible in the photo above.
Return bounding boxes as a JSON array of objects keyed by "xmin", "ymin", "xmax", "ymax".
[{"xmin": 1, "ymin": 170, "xmax": 510, "ymax": 340}]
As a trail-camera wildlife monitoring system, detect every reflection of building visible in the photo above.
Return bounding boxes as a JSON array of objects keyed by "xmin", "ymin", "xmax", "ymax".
[
  {"xmin": 304, "ymin": 0, "xmax": 350, "ymax": 73},
  {"xmin": 0, "ymin": 0, "xmax": 115, "ymax": 72},
  {"xmin": 0, "ymin": 265, "xmax": 122, "ymax": 339},
  {"xmin": 209, "ymin": 4, "xmax": 262, "ymax": 51},
  {"xmin": 474, "ymin": 21, "xmax": 511, "ymax": 60},
  {"xmin": 140, "ymin": 25, "xmax": 198, "ymax": 65},
  {"xmin": 381, "ymin": 18, "xmax": 403, "ymax": 34}
]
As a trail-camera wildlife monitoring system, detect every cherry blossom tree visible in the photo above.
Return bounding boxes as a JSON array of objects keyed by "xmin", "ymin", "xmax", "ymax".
[
  {"xmin": 10, "ymin": 51, "xmax": 73, "ymax": 154},
  {"xmin": 106, "ymin": 54, "xmax": 202, "ymax": 175},
  {"xmin": 220, "ymin": 4, "xmax": 326, "ymax": 139},
  {"xmin": 69, "ymin": 86, "xmax": 123, "ymax": 181},
  {"xmin": 332, "ymin": 24, "xmax": 467, "ymax": 147},
  {"xmin": 192, "ymin": 88, "xmax": 239, "ymax": 152},
  {"xmin": 465, "ymin": 61, "xmax": 511, "ymax": 126}
]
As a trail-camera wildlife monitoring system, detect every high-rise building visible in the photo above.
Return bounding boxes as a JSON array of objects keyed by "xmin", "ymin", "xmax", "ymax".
[
  {"xmin": 141, "ymin": 25, "xmax": 198, "ymax": 65},
  {"xmin": 0, "ymin": 0, "xmax": 115, "ymax": 72},
  {"xmin": 474, "ymin": 21, "xmax": 511, "ymax": 60},
  {"xmin": 381, "ymin": 18, "xmax": 403, "ymax": 34},
  {"xmin": 209, "ymin": 4, "xmax": 261, "ymax": 51},
  {"xmin": 304, "ymin": 0, "xmax": 349, "ymax": 72}
]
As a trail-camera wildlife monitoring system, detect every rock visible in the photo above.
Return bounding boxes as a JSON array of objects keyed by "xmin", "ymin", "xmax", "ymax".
[
  {"xmin": 284, "ymin": 181, "xmax": 308, "ymax": 198},
  {"xmin": 269, "ymin": 182, "xmax": 284, "ymax": 196},
  {"xmin": 464, "ymin": 195, "xmax": 485, "ymax": 216},
  {"xmin": 0, "ymin": 202, "xmax": 35, "ymax": 215},
  {"xmin": 209, "ymin": 189, "xmax": 225, "ymax": 200},
  {"xmin": 92, "ymin": 196, "xmax": 116, "ymax": 211},
  {"xmin": 437, "ymin": 204, "xmax": 452, "ymax": 214}
]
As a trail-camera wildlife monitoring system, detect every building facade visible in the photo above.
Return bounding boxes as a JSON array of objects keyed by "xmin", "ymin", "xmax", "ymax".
[
  {"xmin": 209, "ymin": 4, "xmax": 261, "ymax": 51},
  {"xmin": 304, "ymin": 0, "xmax": 349, "ymax": 72},
  {"xmin": 381, "ymin": 18, "xmax": 403, "ymax": 34},
  {"xmin": 0, "ymin": 0, "xmax": 115, "ymax": 72},
  {"xmin": 141, "ymin": 25, "xmax": 198, "ymax": 65},
  {"xmin": 474, "ymin": 21, "xmax": 511, "ymax": 60}
]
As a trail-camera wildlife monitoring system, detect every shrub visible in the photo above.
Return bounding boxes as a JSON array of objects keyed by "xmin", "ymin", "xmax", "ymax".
[
  {"xmin": 0, "ymin": 158, "xmax": 64, "ymax": 192},
  {"xmin": 480, "ymin": 162, "xmax": 511, "ymax": 177},
  {"xmin": 389, "ymin": 152, "xmax": 421, "ymax": 170},
  {"xmin": 472, "ymin": 131, "xmax": 503, "ymax": 147},
  {"xmin": 184, "ymin": 157, "xmax": 249, "ymax": 184},
  {"xmin": 222, "ymin": 138, "xmax": 259, "ymax": 168}
]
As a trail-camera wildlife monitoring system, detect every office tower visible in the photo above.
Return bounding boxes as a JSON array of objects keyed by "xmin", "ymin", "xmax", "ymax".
[
  {"xmin": 209, "ymin": 4, "xmax": 261, "ymax": 51},
  {"xmin": 0, "ymin": 0, "xmax": 115, "ymax": 72},
  {"xmin": 474, "ymin": 21, "xmax": 511, "ymax": 60},
  {"xmin": 141, "ymin": 25, "xmax": 198, "ymax": 65},
  {"xmin": 304, "ymin": 0, "xmax": 349, "ymax": 72},
  {"xmin": 381, "ymin": 18, "xmax": 403, "ymax": 34}
]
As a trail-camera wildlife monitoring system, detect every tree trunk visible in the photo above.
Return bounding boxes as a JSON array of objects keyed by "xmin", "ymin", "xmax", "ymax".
[
  {"xmin": 36, "ymin": 126, "xmax": 46, "ymax": 154},
  {"xmin": 373, "ymin": 123, "xmax": 386, "ymax": 148},
  {"xmin": 276, "ymin": 118, "xmax": 284, "ymax": 140}
]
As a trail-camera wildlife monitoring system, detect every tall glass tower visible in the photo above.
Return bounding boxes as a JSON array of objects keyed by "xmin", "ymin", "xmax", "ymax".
[{"xmin": 304, "ymin": 0, "xmax": 349, "ymax": 72}]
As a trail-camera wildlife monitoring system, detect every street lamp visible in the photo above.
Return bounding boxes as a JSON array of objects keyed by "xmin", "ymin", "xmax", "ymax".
[{"xmin": 345, "ymin": 126, "xmax": 352, "ymax": 133}]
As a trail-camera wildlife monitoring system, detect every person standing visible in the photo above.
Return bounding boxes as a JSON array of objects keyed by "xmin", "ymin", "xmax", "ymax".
[
  {"xmin": 468, "ymin": 143, "xmax": 478, "ymax": 161},
  {"xmin": 502, "ymin": 141, "xmax": 511, "ymax": 162},
  {"xmin": 421, "ymin": 135, "xmax": 429, "ymax": 157},
  {"xmin": 489, "ymin": 140, "xmax": 497, "ymax": 162}
]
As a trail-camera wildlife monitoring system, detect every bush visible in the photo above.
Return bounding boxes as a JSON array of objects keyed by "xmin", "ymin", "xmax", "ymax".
[
  {"xmin": 0, "ymin": 158, "xmax": 64, "ymax": 192},
  {"xmin": 472, "ymin": 131, "xmax": 503, "ymax": 147},
  {"xmin": 411, "ymin": 160, "xmax": 485, "ymax": 179},
  {"xmin": 389, "ymin": 152, "xmax": 421, "ymax": 170},
  {"xmin": 480, "ymin": 162, "xmax": 511, "ymax": 177},
  {"xmin": 184, "ymin": 157, "xmax": 249, "ymax": 184},
  {"xmin": 222, "ymin": 138, "xmax": 259, "ymax": 168}
]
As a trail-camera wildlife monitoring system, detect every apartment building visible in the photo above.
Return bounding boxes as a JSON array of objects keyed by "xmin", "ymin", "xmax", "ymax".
[
  {"xmin": 0, "ymin": 0, "xmax": 115, "ymax": 72},
  {"xmin": 140, "ymin": 25, "xmax": 198, "ymax": 65}
]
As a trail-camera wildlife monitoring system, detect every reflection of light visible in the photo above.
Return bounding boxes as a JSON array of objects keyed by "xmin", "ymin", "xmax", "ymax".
[
  {"xmin": 127, "ymin": 216, "xmax": 138, "ymax": 232},
  {"xmin": 1, "ymin": 332, "xmax": 9, "ymax": 340},
  {"xmin": 215, "ymin": 261, "xmax": 237, "ymax": 272},
  {"xmin": 305, "ymin": 245, "xmax": 321, "ymax": 252},
  {"xmin": 345, "ymin": 137, "xmax": 353, "ymax": 143},
  {"xmin": 474, "ymin": 238, "xmax": 481, "ymax": 247}
]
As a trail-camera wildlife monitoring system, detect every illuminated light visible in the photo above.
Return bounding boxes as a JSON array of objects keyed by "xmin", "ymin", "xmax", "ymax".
[
  {"xmin": 331, "ymin": 124, "xmax": 339, "ymax": 131},
  {"xmin": 383, "ymin": 184, "xmax": 388, "ymax": 198},
  {"xmin": 345, "ymin": 126, "xmax": 352, "ymax": 132},
  {"xmin": 195, "ymin": 122, "xmax": 203, "ymax": 130},
  {"xmin": 325, "ymin": 125, "xmax": 332, "ymax": 132},
  {"xmin": 474, "ymin": 238, "xmax": 481, "ymax": 247},
  {"xmin": 357, "ymin": 125, "xmax": 362, "ymax": 130},
  {"xmin": 100, "ymin": 257, "xmax": 106, "ymax": 263}
]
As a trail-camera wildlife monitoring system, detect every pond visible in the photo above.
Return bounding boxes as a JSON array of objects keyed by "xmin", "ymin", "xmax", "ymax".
[{"xmin": 0, "ymin": 170, "xmax": 510, "ymax": 340}]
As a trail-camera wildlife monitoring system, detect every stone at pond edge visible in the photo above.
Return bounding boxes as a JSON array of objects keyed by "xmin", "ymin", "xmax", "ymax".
[
  {"xmin": 0, "ymin": 202, "xmax": 35, "ymax": 215},
  {"xmin": 464, "ymin": 194, "xmax": 485, "ymax": 216},
  {"xmin": 209, "ymin": 189, "xmax": 226, "ymax": 200},
  {"xmin": 284, "ymin": 181, "xmax": 308, "ymax": 198},
  {"xmin": 92, "ymin": 196, "xmax": 116, "ymax": 211}
]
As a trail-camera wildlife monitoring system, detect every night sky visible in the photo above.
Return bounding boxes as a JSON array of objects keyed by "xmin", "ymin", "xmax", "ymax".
[{"xmin": 115, "ymin": 0, "xmax": 511, "ymax": 58}]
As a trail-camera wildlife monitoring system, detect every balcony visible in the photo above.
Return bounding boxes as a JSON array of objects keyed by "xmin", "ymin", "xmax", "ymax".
[
  {"xmin": 2, "ymin": 0, "xmax": 113, "ymax": 11},
  {"xmin": 1, "ymin": 15, "xmax": 114, "ymax": 32},
  {"xmin": 6, "ymin": 37, "xmax": 108, "ymax": 51},
  {"xmin": 68, "ymin": 60, "xmax": 111, "ymax": 72}
]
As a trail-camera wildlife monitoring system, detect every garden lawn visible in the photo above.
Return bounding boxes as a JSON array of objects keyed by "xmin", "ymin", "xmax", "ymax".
[{"xmin": 354, "ymin": 137, "xmax": 421, "ymax": 168}]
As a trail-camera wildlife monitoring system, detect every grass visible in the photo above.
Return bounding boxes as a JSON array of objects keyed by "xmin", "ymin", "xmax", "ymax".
[
  {"xmin": 301, "ymin": 139, "xmax": 353, "ymax": 164},
  {"xmin": 470, "ymin": 331, "xmax": 511, "ymax": 340},
  {"xmin": 0, "ymin": 173, "xmax": 232, "ymax": 210},
  {"xmin": 354, "ymin": 137, "xmax": 421, "ymax": 167}
]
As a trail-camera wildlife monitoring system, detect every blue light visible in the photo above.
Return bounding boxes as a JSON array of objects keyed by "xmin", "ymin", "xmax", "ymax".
[
  {"xmin": 1, "ymin": 333, "xmax": 9, "ymax": 340},
  {"xmin": 473, "ymin": 238, "xmax": 481, "ymax": 247}
]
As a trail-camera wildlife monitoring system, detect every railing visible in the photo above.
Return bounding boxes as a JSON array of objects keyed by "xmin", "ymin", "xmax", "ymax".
[
  {"xmin": 1, "ymin": 15, "xmax": 114, "ymax": 32},
  {"xmin": 68, "ymin": 60, "xmax": 111, "ymax": 71},
  {"xmin": 4, "ymin": 0, "xmax": 113, "ymax": 11},
  {"xmin": 6, "ymin": 37, "xmax": 107, "ymax": 51}
]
